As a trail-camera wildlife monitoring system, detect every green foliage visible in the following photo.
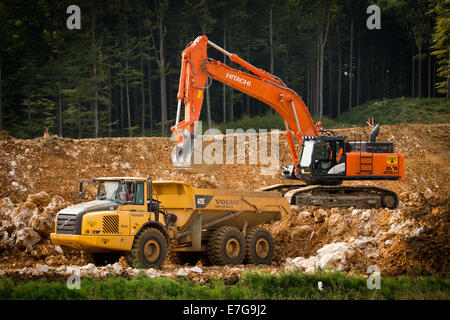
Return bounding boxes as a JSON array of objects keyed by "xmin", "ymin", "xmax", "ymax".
[
  {"xmin": 209, "ymin": 97, "xmax": 450, "ymax": 132},
  {"xmin": 337, "ymin": 97, "xmax": 450, "ymax": 125},
  {"xmin": 0, "ymin": 0, "xmax": 448, "ymax": 138},
  {"xmin": 430, "ymin": 0, "xmax": 450, "ymax": 96},
  {"xmin": 0, "ymin": 271, "xmax": 448, "ymax": 300}
]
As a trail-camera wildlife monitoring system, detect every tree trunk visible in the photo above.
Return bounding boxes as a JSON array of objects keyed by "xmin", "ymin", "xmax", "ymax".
[
  {"xmin": 432, "ymin": 54, "xmax": 435, "ymax": 98},
  {"xmin": 133, "ymin": 87, "xmax": 139, "ymax": 125},
  {"xmin": 57, "ymin": 53, "xmax": 63, "ymax": 137},
  {"xmin": 126, "ymin": 65, "xmax": 131, "ymax": 135},
  {"xmin": 27, "ymin": 84, "xmax": 31, "ymax": 129},
  {"xmin": 230, "ymin": 88, "xmax": 234, "ymax": 121},
  {"xmin": 337, "ymin": 23, "xmax": 342, "ymax": 117},
  {"xmin": 284, "ymin": 37, "xmax": 288, "ymax": 81},
  {"xmin": 269, "ymin": 0, "xmax": 274, "ymax": 74},
  {"xmin": 318, "ymin": 7, "xmax": 323, "ymax": 119},
  {"xmin": 318, "ymin": 0, "xmax": 330, "ymax": 121},
  {"xmin": 447, "ymin": 47, "xmax": 450, "ymax": 98},
  {"xmin": 91, "ymin": 7, "xmax": 98, "ymax": 138},
  {"xmin": 77, "ymin": 103, "xmax": 81, "ymax": 139},
  {"xmin": 120, "ymin": 84, "xmax": 124, "ymax": 134},
  {"xmin": 382, "ymin": 56, "xmax": 385, "ymax": 98},
  {"xmin": 428, "ymin": 42, "xmax": 431, "ymax": 98},
  {"xmin": 316, "ymin": 30, "xmax": 320, "ymax": 117},
  {"xmin": 310, "ymin": 50, "xmax": 316, "ymax": 113},
  {"xmin": 411, "ymin": 43, "xmax": 415, "ymax": 97},
  {"xmin": 418, "ymin": 47, "xmax": 422, "ymax": 98},
  {"xmin": 140, "ymin": 27, "xmax": 146, "ymax": 136},
  {"xmin": 328, "ymin": 44, "xmax": 332, "ymax": 116},
  {"xmin": 348, "ymin": 16, "xmax": 353, "ymax": 109},
  {"xmin": 125, "ymin": 19, "xmax": 131, "ymax": 136},
  {"xmin": 108, "ymin": 71, "xmax": 112, "ymax": 137},
  {"xmin": 167, "ymin": 73, "xmax": 172, "ymax": 121},
  {"xmin": 307, "ymin": 50, "xmax": 310, "ymax": 107},
  {"xmin": 367, "ymin": 63, "xmax": 371, "ymax": 101},
  {"xmin": 356, "ymin": 36, "xmax": 360, "ymax": 106},
  {"xmin": 159, "ymin": 18, "xmax": 167, "ymax": 137},
  {"xmin": 147, "ymin": 49, "xmax": 153, "ymax": 133}
]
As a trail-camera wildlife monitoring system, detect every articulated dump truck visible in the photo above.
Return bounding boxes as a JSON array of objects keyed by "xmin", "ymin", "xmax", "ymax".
[{"xmin": 50, "ymin": 177, "xmax": 290, "ymax": 268}]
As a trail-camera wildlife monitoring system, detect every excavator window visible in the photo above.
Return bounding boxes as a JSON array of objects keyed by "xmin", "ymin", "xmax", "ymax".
[
  {"xmin": 300, "ymin": 140, "xmax": 315, "ymax": 167},
  {"xmin": 313, "ymin": 139, "xmax": 346, "ymax": 175},
  {"xmin": 336, "ymin": 141, "xmax": 344, "ymax": 163},
  {"xmin": 316, "ymin": 141, "xmax": 333, "ymax": 173}
]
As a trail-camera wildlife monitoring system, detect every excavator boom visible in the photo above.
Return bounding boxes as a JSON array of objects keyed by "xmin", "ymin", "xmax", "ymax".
[{"xmin": 172, "ymin": 35, "xmax": 321, "ymax": 169}]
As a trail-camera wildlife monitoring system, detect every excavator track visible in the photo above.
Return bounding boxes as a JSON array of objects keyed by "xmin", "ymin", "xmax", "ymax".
[{"xmin": 259, "ymin": 184, "xmax": 399, "ymax": 209}]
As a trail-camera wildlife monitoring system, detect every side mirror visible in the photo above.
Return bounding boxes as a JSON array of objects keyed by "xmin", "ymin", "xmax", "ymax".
[{"xmin": 78, "ymin": 181, "xmax": 84, "ymax": 199}]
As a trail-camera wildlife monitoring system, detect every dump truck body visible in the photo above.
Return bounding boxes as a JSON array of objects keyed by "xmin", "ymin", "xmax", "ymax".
[{"xmin": 51, "ymin": 178, "xmax": 289, "ymax": 268}]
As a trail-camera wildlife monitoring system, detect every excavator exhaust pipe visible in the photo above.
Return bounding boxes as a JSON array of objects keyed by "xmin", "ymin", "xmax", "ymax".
[{"xmin": 369, "ymin": 124, "xmax": 380, "ymax": 143}]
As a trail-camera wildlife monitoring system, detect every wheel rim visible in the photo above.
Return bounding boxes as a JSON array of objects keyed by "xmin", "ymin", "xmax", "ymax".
[
  {"xmin": 255, "ymin": 238, "xmax": 269, "ymax": 258},
  {"xmin": 225, "ymin": 238, "xmax": 240, "ymax": 259},
  {"xmin": 144, "ymin": 240, "xmax": 160, "ymax": 262}
]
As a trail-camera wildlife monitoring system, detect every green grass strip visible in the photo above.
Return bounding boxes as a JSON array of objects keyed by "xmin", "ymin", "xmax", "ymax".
[{"xmin": 0, "ymin": 271, "xmax": 448, "ymax": 300}]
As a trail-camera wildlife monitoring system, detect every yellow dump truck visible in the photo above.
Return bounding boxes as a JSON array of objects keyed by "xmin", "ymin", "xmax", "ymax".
[{"xmin": 50, "ymin": 177, "xmax": 290, "ymax": 268}]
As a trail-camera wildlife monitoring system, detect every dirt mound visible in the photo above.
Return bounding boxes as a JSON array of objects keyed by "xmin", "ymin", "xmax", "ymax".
[
  {"xmin": 0, "ymin": 123, "xmax": 449, "ymax": 276},
  {"xmin": 269, "ymin": 194, "xmax": 449, "ymax": 276}
]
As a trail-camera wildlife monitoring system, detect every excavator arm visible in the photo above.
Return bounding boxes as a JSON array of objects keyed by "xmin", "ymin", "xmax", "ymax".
[{"xmin": 172, "ymin": 35, "xmax": 322, "ymax": 172}]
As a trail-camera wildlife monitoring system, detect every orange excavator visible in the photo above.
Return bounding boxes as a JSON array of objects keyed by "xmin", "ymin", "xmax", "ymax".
[{"xmin": 171, "ymin": 35, "xmax": 405, "ymax": 209}]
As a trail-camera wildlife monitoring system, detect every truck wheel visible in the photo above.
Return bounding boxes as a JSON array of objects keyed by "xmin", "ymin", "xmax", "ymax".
[
  {"xmin": 207, "ymin": 226, "xmax": 245, "ymax": 265},
  {"xmin": 127, "ymin": 227, "xmax": 167, "ymax": 269},
  {"xmin": 244, "ymin": 227, "xmax": 274, "ymax": 265}
]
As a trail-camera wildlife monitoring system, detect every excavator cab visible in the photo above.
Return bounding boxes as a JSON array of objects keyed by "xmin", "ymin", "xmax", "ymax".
[{"xmin": 296, "ymin": 136, "xmax": 347, "ymax": 184}]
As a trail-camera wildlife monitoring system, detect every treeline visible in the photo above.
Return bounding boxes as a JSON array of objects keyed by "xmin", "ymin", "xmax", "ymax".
[{"xmin": 0, "ymin": 0, "xmax": 448, "ymax": 139}]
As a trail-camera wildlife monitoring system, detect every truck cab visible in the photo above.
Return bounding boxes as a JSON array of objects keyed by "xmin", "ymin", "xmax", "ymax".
[{"xmin": 50, "ymin": 177, "xmax": 170, "ymax": 265}]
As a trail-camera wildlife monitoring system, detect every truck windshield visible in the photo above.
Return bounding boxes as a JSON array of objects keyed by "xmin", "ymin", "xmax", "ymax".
[
  {"xmin": 96, "ymin": 181, "xmax": 121, "ymax": 202},
  {"xmin": 300, "ymin": 140, "xmax": 315, "ymax": 167}
]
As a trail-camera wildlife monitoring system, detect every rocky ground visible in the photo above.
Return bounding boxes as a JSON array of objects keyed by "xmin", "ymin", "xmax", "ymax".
[{"xmin": 0, "ymin": 123, "xmax": 448, "ymax": 281}]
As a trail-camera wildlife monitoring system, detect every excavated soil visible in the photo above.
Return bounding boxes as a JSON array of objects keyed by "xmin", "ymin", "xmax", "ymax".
[{"xmin": 0, "ymin": 123, "xmax": 449, "ymax": 279}]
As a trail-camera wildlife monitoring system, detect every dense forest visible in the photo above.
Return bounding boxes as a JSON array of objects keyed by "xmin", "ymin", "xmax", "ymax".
[{"xmin": 0, "ymin": 0, "xmax": 448, "ymax": 138}]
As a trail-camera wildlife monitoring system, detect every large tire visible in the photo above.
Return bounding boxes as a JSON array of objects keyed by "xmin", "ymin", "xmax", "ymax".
[
  {"xmin": 244, "ymin": 227, "xmax": 274, "ymax": 265},
  {"xmin": 126, "ymin": 227, "xmax": 167, "ymax": 269},
  {"xmin": 91, "ymin": 252, "xmax": 121, "ymax": 266},
  {"xmin": 207, "ymin": 226, "xmax": 245, "ymax": 265}
]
